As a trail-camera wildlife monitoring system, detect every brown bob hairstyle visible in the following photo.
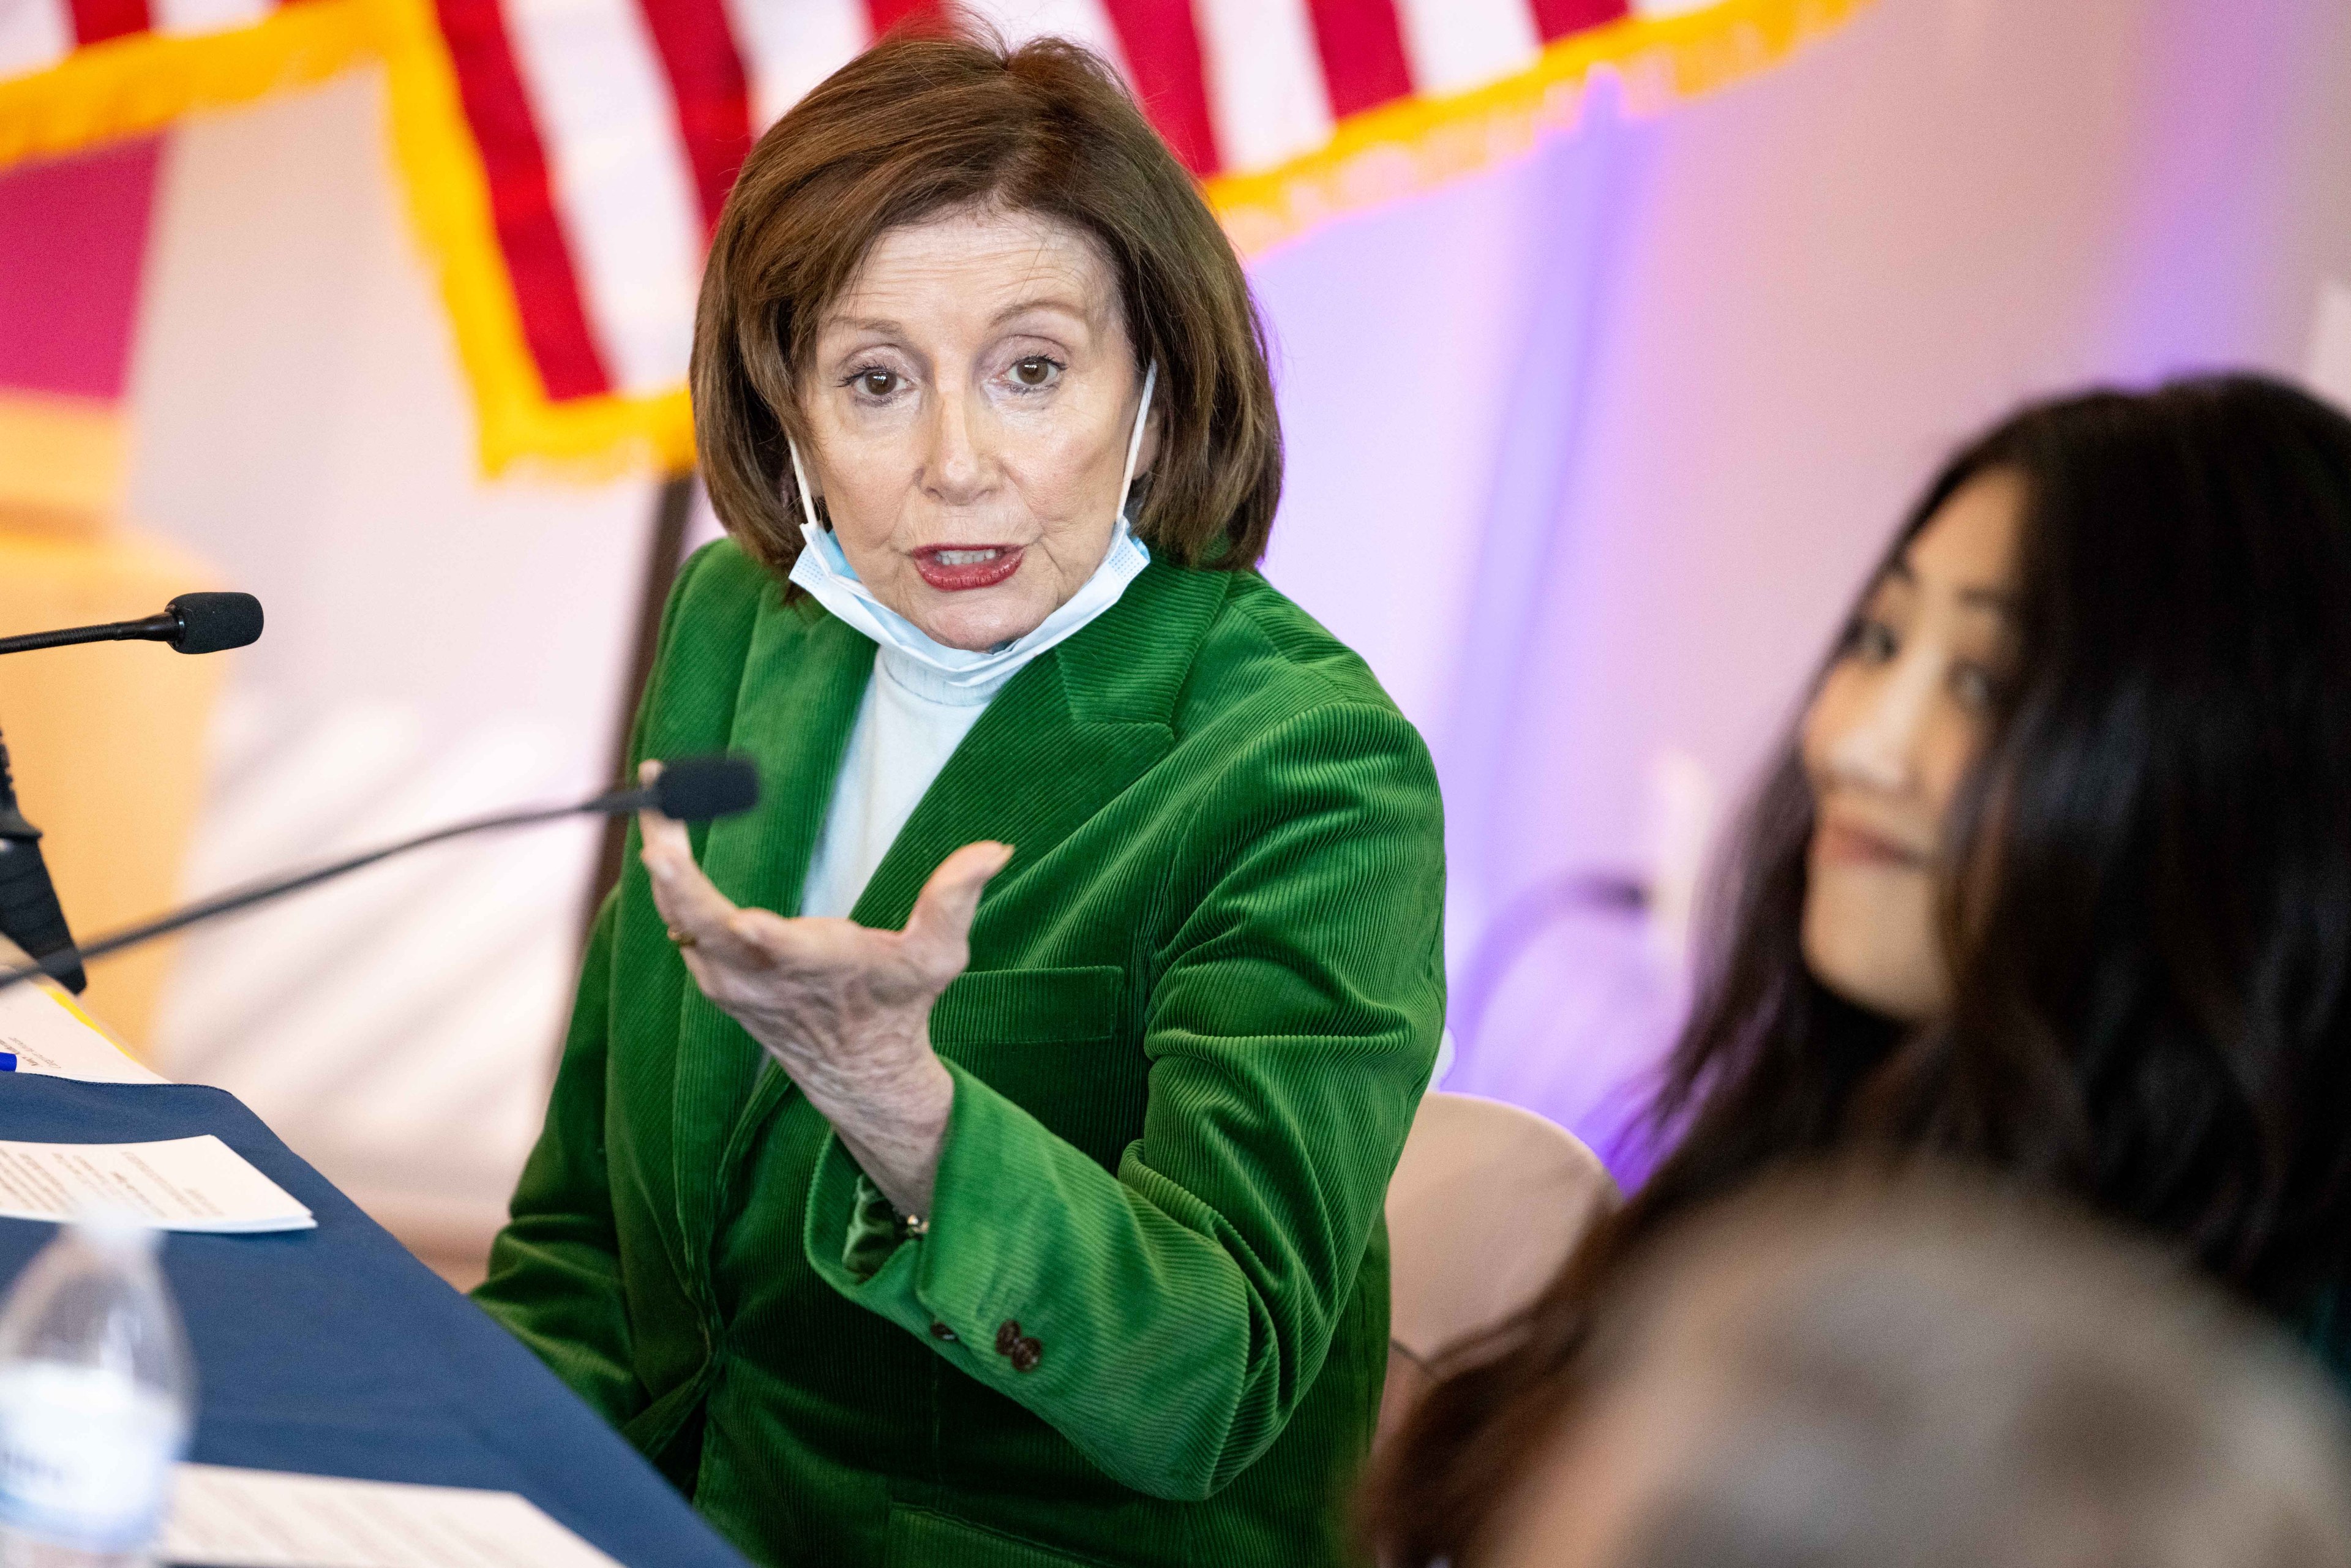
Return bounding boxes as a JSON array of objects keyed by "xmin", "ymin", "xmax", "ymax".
[{"xmin": 691, "ymin": 31, "xmax": 1283, "ymax": 578}]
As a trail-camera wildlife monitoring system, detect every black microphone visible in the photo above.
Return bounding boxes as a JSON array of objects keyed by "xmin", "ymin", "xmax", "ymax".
[
  {"xmin": 0, "ymin": 593, "xmax": 263, "ymax": 991},
  {"xmin": 594, "ymin": 757, "xmax": 762, "ymax": 821},
  {"xmin": 0, "ymin": 592, "xmax": 264, "ymax": 659},
  {"xmin": 0, "ymin": 755, "xmax": 760, "ymax": 997},
  {"xmin": 0, "ymin": 739, "xmax": 83, "ymax": 994}
]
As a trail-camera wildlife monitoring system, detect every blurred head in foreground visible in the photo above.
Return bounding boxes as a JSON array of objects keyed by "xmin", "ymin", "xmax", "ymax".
[
  {"xmin": 1480, "ymin": 1167, "xmax": 2351, "ymax": 1568},
  {"xmin": 1373, "ymin": 375, "xmax": 2351, "ymax": 1562}
]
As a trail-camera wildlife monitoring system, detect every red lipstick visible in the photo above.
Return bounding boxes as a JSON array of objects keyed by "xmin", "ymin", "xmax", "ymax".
[{"xmin": 912, "ymin": 544, "xmax": 1024, "ymax": 592}]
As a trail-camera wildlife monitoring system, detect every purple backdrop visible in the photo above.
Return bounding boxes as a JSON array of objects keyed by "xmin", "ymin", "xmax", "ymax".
[{"xmin": 1240, "ymin": 0, "xmax": 2351, "ymax": 1177}]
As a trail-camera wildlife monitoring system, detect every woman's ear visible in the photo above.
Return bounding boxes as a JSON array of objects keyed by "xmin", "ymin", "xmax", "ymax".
[
  {"xmin": 1131, "ymin": 358, "xmax": 1164, "ymax": 478},
  {"xmin": 1135, "ymin": 405, "xmax": 1163, "ymax": 479}
]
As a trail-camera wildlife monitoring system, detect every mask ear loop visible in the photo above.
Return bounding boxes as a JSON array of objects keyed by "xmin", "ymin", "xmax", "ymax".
[
  {"xmin": 786, "ymin": 432, "xmax": 823, "ymax": 546},
  {"xmin": 1114, "ymin": 362, "xmax": 1158, "ymax": 531}
]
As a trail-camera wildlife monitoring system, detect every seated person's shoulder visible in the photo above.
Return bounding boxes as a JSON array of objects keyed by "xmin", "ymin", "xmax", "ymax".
[
  {"xmin": 1160, "ymin": 573, "xmax": 1440, "ymax": 817},
  {"xmin": 670, "ymin": 536, "xmax": 774, "ymax": 625},
  {"xmin": 653, "ymin": 538, "xmax": 784, "ymax": 670},
  {"xmin": 636, "ymin": 538, "xmax": 781, "ymax": 729},
  {"xmin": 1183, "ymin": 571, "xmax": 1411, "ymax": 735}
]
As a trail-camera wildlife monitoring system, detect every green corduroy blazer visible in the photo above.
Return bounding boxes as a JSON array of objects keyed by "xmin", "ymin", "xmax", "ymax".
[{"xmin": 473, "ymin": 539, "xmax": 1447, "ymax": 1568}]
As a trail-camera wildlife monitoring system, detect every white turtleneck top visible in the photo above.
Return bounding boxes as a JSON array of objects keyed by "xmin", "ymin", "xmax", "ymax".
[{"xmin": 795, "ymin": 645, "xmax": 1009, "ymax": 920}]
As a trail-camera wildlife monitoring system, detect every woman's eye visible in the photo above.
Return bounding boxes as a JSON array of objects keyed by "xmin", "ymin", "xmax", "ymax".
[
  {"xmin": 1008, "ymin": 356, "xmax": 1061, "ymax": 390},
  {"xmin": 1848, "ymin": 619, "xmax": 1899, "ymax": 664},
  {"xmin": 849, "ymin": 368, "xmax": 899, "ymax": 399}
]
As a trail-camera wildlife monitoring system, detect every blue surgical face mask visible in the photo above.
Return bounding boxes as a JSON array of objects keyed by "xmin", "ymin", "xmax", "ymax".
[{"xmin": 786, "ymin": 362, "xmax": 1157, "ymax": 696}]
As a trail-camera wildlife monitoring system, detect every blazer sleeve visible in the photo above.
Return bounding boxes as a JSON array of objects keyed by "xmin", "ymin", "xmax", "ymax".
[
  {"xmin": 467, "ymin": 542, "xmax": 730, "ymax": 1425},
  {"xmin": 470, "ymin": 887, "xmax": 647, "ymax": 1427},
  {"xmin": 803, "ymin": 699, "xmax": 1446, "ymax": 1501}
]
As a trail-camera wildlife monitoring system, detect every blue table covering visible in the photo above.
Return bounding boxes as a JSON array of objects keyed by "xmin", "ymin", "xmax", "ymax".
[{"xmin": 0, "ymin": 1075, "xmax": 746, "ymax": 1567}]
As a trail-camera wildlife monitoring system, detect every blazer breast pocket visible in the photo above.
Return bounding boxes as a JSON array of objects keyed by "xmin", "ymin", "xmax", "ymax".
[
  {"xmin": 886, "ymin": 1505, "xmax": 1111, "ymax": 1568},
  {"xmin": 931, "ymin": 966, "xmax": 1140, "ymax": 1171}
]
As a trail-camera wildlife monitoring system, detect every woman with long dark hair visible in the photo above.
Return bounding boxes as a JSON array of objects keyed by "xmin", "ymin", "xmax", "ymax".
[{"xmin": 1368, "ymin": 373, "xmax": 2351, "ymax": 1565}]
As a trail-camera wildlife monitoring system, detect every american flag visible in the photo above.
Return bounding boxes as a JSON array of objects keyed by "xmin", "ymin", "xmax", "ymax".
[{"xmin": 0, "ymin": 0, "xmax": 1865, "ymax": 470}]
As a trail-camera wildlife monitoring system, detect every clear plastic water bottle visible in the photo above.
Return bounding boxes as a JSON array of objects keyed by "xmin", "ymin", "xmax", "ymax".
[{"xmin": 0, "ymin": 1215, "xmax": 193, "ymax": 1568}]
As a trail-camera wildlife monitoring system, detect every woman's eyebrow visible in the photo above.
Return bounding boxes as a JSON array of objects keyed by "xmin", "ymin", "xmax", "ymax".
[{"xmin": 989, "ymin": 294, "xmax": 1092, "ymax": 329}]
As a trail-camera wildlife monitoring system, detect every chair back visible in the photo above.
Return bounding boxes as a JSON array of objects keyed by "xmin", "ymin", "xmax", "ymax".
[{"xmin": 1377, "ymin": 1091, "xmax": 1617, "ymax": 1449}]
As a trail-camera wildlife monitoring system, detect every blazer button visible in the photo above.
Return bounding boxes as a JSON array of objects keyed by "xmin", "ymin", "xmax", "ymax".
[
  {"xmin": 929, "ymin": 1321, "xmax": 958, "ymax": 1343},
  {"xmin": 1010, "ymin": 1336, "xmax": 1042, "ymax": 1374},
  {"xmin": 995, "ymin": 1319, "xmax": 1024, "ymax": 1358}
]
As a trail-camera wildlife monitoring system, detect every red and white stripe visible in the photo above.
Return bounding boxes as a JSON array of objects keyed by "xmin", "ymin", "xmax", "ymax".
[
  {"xmin": 4, "ymin": 0, "xmax": 1668, "ymax": 405},
  {"xmin": 0, "ymin": 0, "xmax": 285, "ymax": 72}
]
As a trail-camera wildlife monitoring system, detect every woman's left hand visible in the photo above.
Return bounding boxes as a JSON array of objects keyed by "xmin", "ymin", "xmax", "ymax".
[{"xmin": 636, "ymin": 761, "xmax": 1011, "ymax": 1217}]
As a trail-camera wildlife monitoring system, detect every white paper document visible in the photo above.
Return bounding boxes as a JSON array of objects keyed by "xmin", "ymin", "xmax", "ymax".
[
  {"xmin": 0, "ymin": 981, "xmax": 167, "ymax": 1084},
  {"xmin": 0, "ymin": 1135, "xmax": 313, "ymax": 1232},
  {"xmin": 161, "ymin": 1465, "xmax": 624, "ymax": 1568}
]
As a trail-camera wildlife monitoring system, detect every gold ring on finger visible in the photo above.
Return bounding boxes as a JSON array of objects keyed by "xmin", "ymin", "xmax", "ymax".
[{"xmin": 667, "ymin": 928, "xmax": 698, "ymax": 949}]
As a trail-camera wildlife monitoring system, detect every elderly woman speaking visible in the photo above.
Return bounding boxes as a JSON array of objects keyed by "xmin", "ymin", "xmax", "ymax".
[{"xmin": 473, "ymin": 32, "xmax": 1444, "ymax": 1568}]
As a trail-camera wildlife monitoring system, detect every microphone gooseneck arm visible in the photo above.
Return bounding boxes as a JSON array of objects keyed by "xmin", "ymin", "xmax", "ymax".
[
  {"xmin": 0, "ymin": 801, "xmax": 585, "ymax": 996},
  {"xmin": 0, "ymin": 613, "xmax": 182, "ymax": 659},
  {"xmin": 0, "ymin": 762, "xmax": 755, "ymax": 998}
]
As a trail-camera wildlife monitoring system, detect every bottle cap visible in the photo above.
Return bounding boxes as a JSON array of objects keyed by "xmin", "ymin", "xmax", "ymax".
[{"xmin": 69, "ymin": 1201, "xmax": 162, "ymax": 1261}]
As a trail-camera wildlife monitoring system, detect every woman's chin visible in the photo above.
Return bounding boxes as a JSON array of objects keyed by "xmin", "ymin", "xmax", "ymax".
[
  {"xmin": 1800, "ymin": 917, "xmax": 1947, "ymax": 1024},
  {"xmin": 907, "ymin": 595, "xmax": 1051, "ymax": 653}
]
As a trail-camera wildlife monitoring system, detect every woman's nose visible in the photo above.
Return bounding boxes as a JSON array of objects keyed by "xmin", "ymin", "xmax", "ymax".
[
  {"xmin": 922, "ymin": 388, "xmax": 992, "ymax": 503},
  {"xmin": 1826, "ymin": 656, "xmax": 1939, "ymax": 794}
]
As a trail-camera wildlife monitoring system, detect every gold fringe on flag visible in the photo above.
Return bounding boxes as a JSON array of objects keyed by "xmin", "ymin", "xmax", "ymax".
[
  {"xmin": 1208, "ymin": 0, "xmax": 1878, "ymax": 255},
  {"xmin": 0, "ymin": 0, "xmax": 380, "ymax": 169}
]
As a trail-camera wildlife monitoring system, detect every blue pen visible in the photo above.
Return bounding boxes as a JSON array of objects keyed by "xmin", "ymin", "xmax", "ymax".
[{"xmin": 0, "ymin": 1054, "xmax": 17, "ymax": 1071}]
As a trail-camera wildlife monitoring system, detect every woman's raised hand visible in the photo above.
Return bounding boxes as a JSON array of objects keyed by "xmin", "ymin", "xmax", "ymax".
[{"xmin": 636, "ymin": 760, "xmax": 1011, "ymax": 1215}]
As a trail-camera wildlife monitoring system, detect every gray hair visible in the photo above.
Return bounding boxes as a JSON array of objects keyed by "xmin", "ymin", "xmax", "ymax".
[{"xmin": 1574, "ymin": 1166, "xmax": 2351, "ymax": 1568}]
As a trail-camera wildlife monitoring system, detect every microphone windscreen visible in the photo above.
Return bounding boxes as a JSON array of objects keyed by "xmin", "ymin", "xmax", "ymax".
[
  {"xmin": 654, "ymin": 756, "xmax": 761, "ymax": 822},
  {"xmin": 168, "ymin": 593, "xmax": 264, "ymax": 655}
]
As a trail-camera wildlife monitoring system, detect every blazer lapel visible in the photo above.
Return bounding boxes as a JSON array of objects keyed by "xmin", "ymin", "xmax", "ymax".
[
  {"xmin": 673, "ymin": 593, "xmax": 873, "ymax": 1263},
  {"xmin": 845, "ymin": 562, "xmax": 1231, "ymax": 943}
]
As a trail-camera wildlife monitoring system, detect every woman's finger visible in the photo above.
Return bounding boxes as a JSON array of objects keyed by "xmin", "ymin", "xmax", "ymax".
[
  {"xmin": 900, "ymin": 841, "xmax": 1013, "ymax": 978},
  {"xmin": 635, "ymin": 760, "xmax": 696, "ymax": 877},
  {"xmin": 647, "ymin": 853, "xmax": 749, "ymax": 947},
  {"xmin": 643, "ymin": 851, "xmax": 745, "ymax": 956},
  {"xmin": 638, "ymin": 806, "xmax": 697, "ymax": 877},
  {"xmin": 637, "ymin": 798, "xmax": 754, "ymax": 958}
]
